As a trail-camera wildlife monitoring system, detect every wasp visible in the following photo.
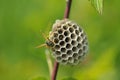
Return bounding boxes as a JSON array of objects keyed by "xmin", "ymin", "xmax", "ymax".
[{"xmin": 36, "ymin": 33, "xmax": 54, "ymax": 48}]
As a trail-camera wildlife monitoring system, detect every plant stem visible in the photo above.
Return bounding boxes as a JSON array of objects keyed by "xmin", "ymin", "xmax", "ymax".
[
  {"xmin": 51, "ymin": 0, "xmax": 72, "ymax": 80},
  {"xmin": 51, "ymin": 62, "xmax": 59, "ymax": 80},
  {"xmin": 64, "ymin": 0, "xmax": 72, "ymax": 19}
]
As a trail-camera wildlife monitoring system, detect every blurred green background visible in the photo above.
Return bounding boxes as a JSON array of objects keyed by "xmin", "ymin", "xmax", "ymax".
[{"xmin": 0, "ymin": 0, "xmax": 120, "ymax": 80}]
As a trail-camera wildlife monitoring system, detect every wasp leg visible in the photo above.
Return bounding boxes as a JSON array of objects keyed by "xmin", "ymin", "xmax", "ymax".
[{"xmin": 36, "ymin": 44, "xmax": 47, "ymax": 48}]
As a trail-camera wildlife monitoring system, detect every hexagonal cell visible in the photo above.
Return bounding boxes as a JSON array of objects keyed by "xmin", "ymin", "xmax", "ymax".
[
  {"xmin": 65, "ymin": 37, "xmax": 70, "ymax": 42},
  {"xmin": 79, "ymin": 27, "xmax": 82, "ymax": 32},
  {"xmin": 77, "ymin": 36, "xmax": 81, "ymax": 42},
  {"xmin": 73, "ymin": 59, "xmax": 79, "ymax": 64},
  {"xmin": 55, "ymin": 45, "xmax": 60, "ymax": 50},
  {"xmin": 69, "ymin": 27, "xmax": 74, "ymax": 33},
  {"xmin": 67, "ymin": 22, "xmax": 72, "ymax": 26},
  {"xmin": 79, "ymin": 52, "xmax": 84, "ymax": 56},
  {"xmin": 64, "ymin": 31, "xmax": 69, "ymax": 36},
  {"xmin": 62, "ymin": 54, "xmax": 67, "ymax": 59},
  {"xmin": 59, "ymin": 35, "xmax": 64, "ymax": 40},
  {"xmin": 58, "ymin": 29, "xmax": 63, "ymax": 34},
  {"xmin": 78, "ymin": 49, "xmax": 82, "ymax": 55},
  {"xmin": 77, "ymin": 43, "xmax": 82, "ymax": 48},
  {"xmin": 72, "ymin": 47, "xmax": 78, "ymax": 52},
  {"xmin": 73, "ymin": 53, "xmax": 78, "ymax": 59},
  {"xmin": 53, "ymin": 33, "xmax": 58, "ymax": 37},
  {"xmin": 82, "ymin": 52, "xmax": 86, "ymax": 56},
  {"xmin": 80, "ymin": 33, "xmax": 84, "ymax": 38},
  {"xmin": 85, "ymin": 41, "xmax": 88, "ymax": 45},
  {"xmin": 75, "ymin": 30, "xmax": 79, "ymax": 35},
  {"xmin": 82, "ymin": 39, "xmax": 85, "ymax": 44},
  {"xmin": 78, "ymin": 55, "xmax": 82, "ymax": 60},
  {"xmin": 71, "ymin": 33, "xmax": 76, "ymax": 39},
  {"xmin": 55, "ymin": 51, "xmax": 61, "ymax": 55},
  {"xmin": 56, "ymin": 56, "xmax": 62, "ymax": 61},
  {"xmin": 84, "ymin": 36, "xmax": 87, "ymax": 40},
  {"xmin": 59, "ymin": 41, "xmax": 65, "ymax": 46},
  {"xmin": 67, "ymin": 50, "xmax": 72, "ymax": 55},
  {"xmin": 54, "ymin": 38, "xmax": 59, "ymax": 43},
  {"xmin": 66, "ymin": 44, "xmax": 72, "ymax": 49},
  {"xmin": 61, "ymin": 59, "xmax": 67, "ymax": 64},
  {"xmin": 73, "ymin": 24, "xmax": 77, "ymax": 29},
  {"xmin": 61, "ymin": 48, "xmax": 66, "ymax": 52},
  {"xmin": 62, "ymin": 25, "xmax": 68, "ymax": 30},
  {"xmin": 68, "ymin": 57, "xmax": 73, "ymax": 63},
  {"xmin": 71, "ymin": 40, "xmax": 77, "ymax": 46},
  {"xmin": 83, "ymin": 45, "xmax": 87, "ymax": 51}
]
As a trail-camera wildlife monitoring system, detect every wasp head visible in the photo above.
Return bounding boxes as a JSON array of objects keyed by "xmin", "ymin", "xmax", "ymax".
[{"xmin": 46, "ymin": 40, "xmax": 54, "ymax": 47}]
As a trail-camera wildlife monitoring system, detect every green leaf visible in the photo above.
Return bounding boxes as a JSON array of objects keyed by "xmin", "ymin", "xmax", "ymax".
[
  {"xmin": 31, "ymin": 76, "xmax": 47, "ymax": 80},
  {"xmin": 90, "ymin": 0, "xmax": 103, "ymax": 14},
  {"xmin": 62, "ymin": 77, "xmax": 77, "ymax": 80}
]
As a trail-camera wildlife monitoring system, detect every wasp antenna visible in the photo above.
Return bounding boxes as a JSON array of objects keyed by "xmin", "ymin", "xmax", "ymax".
[
  {"xmin": 42, "ymin": 33, "xmax": 48, "ymax": 40},
  {"xmin": 40, "ymin": 31, "xmax": 48, "ymax": 40},
  {"xmin": 36, "ymin": 44, "xmax": 47, "ymax": 48}
]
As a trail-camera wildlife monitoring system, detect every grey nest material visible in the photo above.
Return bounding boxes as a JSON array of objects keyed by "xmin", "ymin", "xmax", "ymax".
[{"xmin": 49, "ymin": 19, "xmax": 88, "ymax": 65}]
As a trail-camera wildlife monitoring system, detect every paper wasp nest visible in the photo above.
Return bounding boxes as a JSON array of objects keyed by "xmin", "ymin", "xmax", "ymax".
[{"xmin": 49, "ymin": 19, "xmax": 88, "ymax": 65}]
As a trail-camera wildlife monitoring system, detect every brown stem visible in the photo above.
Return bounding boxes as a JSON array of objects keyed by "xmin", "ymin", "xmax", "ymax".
[
  {"xmin": 51, "ymin": 62, "xmax": 59, "ymax": 80},
  {"xmin": 51, "ymin": 0, "xmax": 72, "ymax": 80},
  {"xmin": 64, "ymin": 0, "xmax": 72, "ymax": 19}
]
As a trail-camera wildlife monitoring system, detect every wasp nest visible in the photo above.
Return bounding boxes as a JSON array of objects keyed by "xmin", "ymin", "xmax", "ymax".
[{"xmin": 49, "ymin": 19, "xmax": 88, "ymax": 65}]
